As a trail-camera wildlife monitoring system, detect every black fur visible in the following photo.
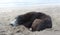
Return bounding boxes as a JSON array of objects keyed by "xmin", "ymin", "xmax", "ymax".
[{"xmin": 15, "ymin": 12, "xmax": 52, "ymax": 31}]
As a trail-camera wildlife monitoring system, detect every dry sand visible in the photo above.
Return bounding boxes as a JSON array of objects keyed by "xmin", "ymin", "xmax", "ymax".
[{"xmin": 0, "ymin": 6, "xmax": 60, "ymax": 35}]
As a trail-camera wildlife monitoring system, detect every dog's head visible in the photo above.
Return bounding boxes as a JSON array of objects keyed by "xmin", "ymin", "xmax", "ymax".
[{"xmin": 10, "ymin": 15, "xmax": 24, "ymax": 27}]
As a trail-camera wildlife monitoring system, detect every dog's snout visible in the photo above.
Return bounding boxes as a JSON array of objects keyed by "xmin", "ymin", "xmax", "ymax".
[
  {"xmin": 10, "ymin": 24, "xmax": 14, "ymax": 26},
  {"xmin": 10, "ymin": 19, "xmax": 16, "ymax": 26}
]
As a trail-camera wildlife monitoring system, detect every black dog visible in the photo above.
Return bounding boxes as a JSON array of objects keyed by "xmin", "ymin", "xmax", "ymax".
[{"xmin": 10, "ymin": 12, "xmax": 52, "ymax": 31}]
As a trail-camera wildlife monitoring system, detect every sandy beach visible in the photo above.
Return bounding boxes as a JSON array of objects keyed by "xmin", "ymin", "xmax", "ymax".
[{"xmin": 0, "ymin": 5, "xmax": 60, "ymax": 35}]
